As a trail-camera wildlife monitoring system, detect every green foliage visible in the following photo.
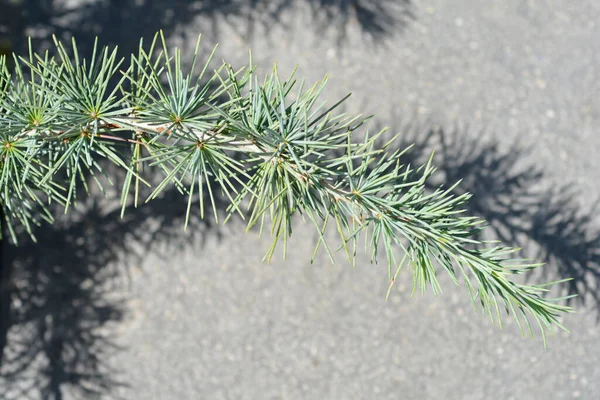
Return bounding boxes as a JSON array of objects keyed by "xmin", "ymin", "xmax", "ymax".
[{"xmin": 0, "ymin": 32, "xmax": 574, "ymax": 344}]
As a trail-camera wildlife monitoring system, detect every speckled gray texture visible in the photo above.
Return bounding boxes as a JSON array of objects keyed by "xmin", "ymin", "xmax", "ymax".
[{"xmin": 1, "ymin": 0, "xmax": 599, "ymax": 399}]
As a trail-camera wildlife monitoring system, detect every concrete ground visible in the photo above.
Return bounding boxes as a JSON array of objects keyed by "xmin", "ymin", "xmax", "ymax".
[{"xmin": 1, "ymin": 0, "xmax": 599, "ymax": 399}]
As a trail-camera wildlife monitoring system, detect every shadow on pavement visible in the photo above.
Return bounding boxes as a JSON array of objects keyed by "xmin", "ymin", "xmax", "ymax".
[
  {"xmin": 0, "ymin": 0, "xmax": 414, "ymax": 56},
  {"xmin": 0, "ymin": 165, "xmax": 223, "ymax": 399}
]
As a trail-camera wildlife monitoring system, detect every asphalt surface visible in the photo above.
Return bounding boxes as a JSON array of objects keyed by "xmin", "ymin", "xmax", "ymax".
[{"xmin": 1, "ymin": 0, "xmax": 600, "ymax": 399}]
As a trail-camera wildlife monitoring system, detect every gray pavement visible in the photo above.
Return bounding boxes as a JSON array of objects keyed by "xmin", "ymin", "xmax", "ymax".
[{"xmin": 1, "ymin": 0, "xmax": 600, "ymax": 399}]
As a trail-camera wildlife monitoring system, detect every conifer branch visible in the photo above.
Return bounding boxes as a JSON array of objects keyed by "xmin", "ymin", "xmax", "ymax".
[{"xmin": 0, "ymin": 32, "xmax": 574, "ymax": 344}]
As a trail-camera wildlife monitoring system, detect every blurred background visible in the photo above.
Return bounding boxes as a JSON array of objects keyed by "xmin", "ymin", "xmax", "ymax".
[{"xmin": 1, "ymin": 0, "xmax": 599, "ymax": 399}]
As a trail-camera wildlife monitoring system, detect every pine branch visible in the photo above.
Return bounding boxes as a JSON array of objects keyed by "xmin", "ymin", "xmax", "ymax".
[{"xmin": 0, "ymin": 32, "xmax": 574, "ymax": 344}]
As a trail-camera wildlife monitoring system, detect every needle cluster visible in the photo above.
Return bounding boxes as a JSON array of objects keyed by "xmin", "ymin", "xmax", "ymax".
[{"xmin": 0, "ymin": 32, "xmax": 573, "ymax": 344}]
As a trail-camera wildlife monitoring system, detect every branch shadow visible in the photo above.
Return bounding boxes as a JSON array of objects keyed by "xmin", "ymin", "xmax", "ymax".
[
  {"xmin": 205, "ymin": 0, "xmax": 415, "ymax": 46},
  {"xmin": 0, "ymin": 164, "xmax": 225, "ymax": 399},
  {"xmin": 390, "ymin": 119, "xmax": 600, "ymax": 311},
  {"xmin": 0, "ymin": 0, "xmax": 415, "ymax": 57},
  {"xmin": 303, "ymin": 0, "xmax": 414, "ymax": 45}
]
